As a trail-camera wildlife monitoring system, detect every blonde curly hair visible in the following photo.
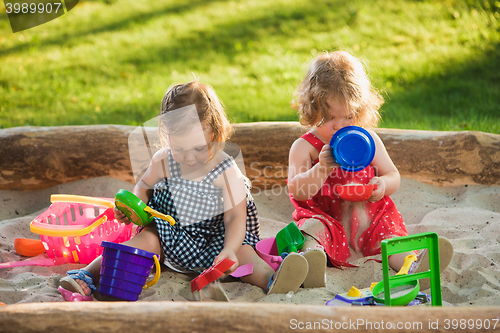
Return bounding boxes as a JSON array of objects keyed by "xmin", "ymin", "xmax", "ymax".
[{"xmin": 292, "ymin": 51, "xmax": 383, "ymax": 128}]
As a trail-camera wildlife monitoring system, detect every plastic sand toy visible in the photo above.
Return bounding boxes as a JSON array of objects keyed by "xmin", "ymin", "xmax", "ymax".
[
  {"xmin": 377, "ymin": 232, "xmax": 442, "ymax": 306},
  {"xmin": 335, "ymin": 184, "xmax": 378, "ymax": 202},
  {"xmin": 30, "ymin": 202, "xmax": 133, "ymax": 264},
  {"xmin": 327, "ymin": 232, "xmax": 443, "ymax": 306},
  {"xmin": 255, "ymin": 237, "xmax": 283, "ymax": 271},
  {"xmin": 14, "ymin": 238, "xmax": 46, "ymax": 257},
  {"xmin": 58, "ymin": 285, "xmax": 93, "ymax": 302},
  {"xmin": 191, "ymin": 258, "xmax": 235, "ymax": 292},
  {"xmin": 98, "ymin": 241, "xmax": 161, "ymax": 302},
  {"xmin": 114, "ymin": 189, "xmax": 176, "ymax": 226},
  {"xmin": 330, "ymin": 126, "xmax": 375, "ymax": 172},
  {"xmin": 276, "ymin": 223, "xmax": 305, "ymax": 255},
  {"xmin": 0, "ymin": 257, "xmax": 71, "ymax": 269},
  {"xmin": 51, "ymin": 191, "xmax": 176, "ymax": 227}
]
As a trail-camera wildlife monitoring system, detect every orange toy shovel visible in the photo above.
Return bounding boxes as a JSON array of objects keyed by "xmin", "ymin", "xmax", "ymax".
[{"xmin": 14, "ymin": 238, "xmax": 46, "ymax": 257}]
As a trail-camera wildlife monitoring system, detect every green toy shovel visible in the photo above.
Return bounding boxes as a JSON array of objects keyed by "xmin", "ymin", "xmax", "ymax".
[{"xmin": 276, "ymin": 223, "xmax": 305, "ymax": 255}]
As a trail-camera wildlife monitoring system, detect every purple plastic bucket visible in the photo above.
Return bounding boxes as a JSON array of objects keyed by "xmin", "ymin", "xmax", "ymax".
[
  {"xmin": 98, "ymin": 241, "xmax": 159, "ymax": 301},
  {"xmin": 101, "ymin": 257, "xmax": 152, "ymax": 277},
  {"xmin": 255, "ymin": 237, "xmax": 283, "ymax": 271},
  {"xmin": 100, "ymin": 266, "xmax": 150, "ymax": 285}
]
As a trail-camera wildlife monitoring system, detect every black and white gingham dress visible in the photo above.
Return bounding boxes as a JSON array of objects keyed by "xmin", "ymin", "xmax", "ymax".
[{"xmin": 149, "ymin": 149, "xmax": 260, "ymax": 273}]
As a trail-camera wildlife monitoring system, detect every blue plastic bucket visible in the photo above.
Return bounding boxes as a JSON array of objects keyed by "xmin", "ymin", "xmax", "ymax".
[{"xmin": 98, "ymin": 241, "xmax": 160, "ymax": 301}]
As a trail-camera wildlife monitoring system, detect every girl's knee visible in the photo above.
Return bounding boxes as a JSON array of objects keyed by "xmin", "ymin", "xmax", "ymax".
[
  {"xmin": 300, "ymin": 218, "xmax": 325, "ymax": 238},
  {"xmin": 303, "ymin": 217, "xmax": 323, "ymax": 226},
  {"xmin": 236, "ymin": 244, "xmax": 255, "ymax": 260},
  {"xmin": 124, "ymin": 226, "xmax": 162, "ymax": 255}
]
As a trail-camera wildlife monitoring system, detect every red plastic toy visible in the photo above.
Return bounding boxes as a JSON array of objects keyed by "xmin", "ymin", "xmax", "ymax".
[
  {"xmin": 191, "ymin": 259, "xmax": 235, "ymax": 292},
  {"xmin": 336, "ymin": 184, "xmax": 377, "ymax": 202}
]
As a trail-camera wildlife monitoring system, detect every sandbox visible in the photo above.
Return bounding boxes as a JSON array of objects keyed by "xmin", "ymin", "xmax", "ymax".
[{"xmin": 1, "ymin": 123, "xmax": 499, "ymax": 332}]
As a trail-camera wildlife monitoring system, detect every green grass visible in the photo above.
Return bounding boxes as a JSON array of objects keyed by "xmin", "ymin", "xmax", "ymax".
[{"xmin": 0, "ymin": 0, "xmax": 499, "ymax": 133}]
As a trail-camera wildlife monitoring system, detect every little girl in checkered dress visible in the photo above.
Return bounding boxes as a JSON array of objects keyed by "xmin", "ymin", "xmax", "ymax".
[{"xmin": 60, "ymin": 81, "xmax": 312, "ymax": 298}]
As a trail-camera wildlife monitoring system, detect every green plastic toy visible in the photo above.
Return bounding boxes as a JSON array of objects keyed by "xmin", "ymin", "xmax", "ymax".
[
  {"xmin": 276, "ymin": 223, "xmax": 305, "ymax": 255},
  {"xmin": 377, "ymin": 232, "xmax": 442, "ymax": 306},
  {"xmin": 114, "ymin": 189, "xmax": 175, "ymax": 226}
]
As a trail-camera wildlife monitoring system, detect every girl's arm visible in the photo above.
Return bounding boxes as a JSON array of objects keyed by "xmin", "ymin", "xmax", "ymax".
[
  {"xmin": 213, "ymin": 164, "xmax": 247, "ymax": 273},
  {"xmin": 367, "ymin": 130, "xmax": 400, "ymax": 201},
  {"xmin": 134, "ymin": 149, "xmax": 170, "ymax": 202},
  {"xmin": 114, "ymin": 149, "xmax": 170, "ymax": 224},
  {"xmin": 287, "ymin": 138, "xmax": 339, "ymax": 201}
]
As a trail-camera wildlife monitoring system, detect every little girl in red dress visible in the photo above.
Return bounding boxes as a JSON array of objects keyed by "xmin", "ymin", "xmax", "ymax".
[{"xmin": 288, "ymin": 51, "xmax": 413, "ymax": 277}]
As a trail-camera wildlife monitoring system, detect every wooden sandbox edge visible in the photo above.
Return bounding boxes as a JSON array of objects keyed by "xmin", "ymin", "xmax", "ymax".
[{"xmin": 1, "ymin": 301, "xmax": 500, "ymax": 333}]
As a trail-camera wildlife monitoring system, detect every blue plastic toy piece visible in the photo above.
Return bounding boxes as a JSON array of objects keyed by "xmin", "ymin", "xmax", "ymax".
[{"xmin": 330, "ymin": 126, "xmax": 375, "ymax": 172}]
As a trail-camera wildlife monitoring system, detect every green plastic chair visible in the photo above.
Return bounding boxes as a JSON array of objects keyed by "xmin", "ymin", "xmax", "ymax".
[{"xmin": 380, "ymin": 232, "xmax": 442, "ymax": 306}]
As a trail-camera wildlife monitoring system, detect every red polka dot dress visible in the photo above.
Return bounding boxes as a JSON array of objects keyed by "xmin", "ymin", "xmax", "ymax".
[{"xmin": 289, "ymin": 132, "xmax": 409, "ymax": 268}]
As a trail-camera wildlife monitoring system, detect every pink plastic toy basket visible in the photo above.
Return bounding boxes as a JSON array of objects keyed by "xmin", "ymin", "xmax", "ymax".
[{"xmin": 30, "ymin": 199, "xmax": 134, "ymax": 264}]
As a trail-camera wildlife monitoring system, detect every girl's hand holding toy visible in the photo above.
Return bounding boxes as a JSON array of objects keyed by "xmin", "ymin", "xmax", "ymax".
[
  {"xmin": 367, "ymin": 177, "xmax": 386, "ymax": 202},
  {"xmin": 113, "ymin": 208, "xmax": 132, "ymax": 225},
  {"xmin": 318, "ymin": 144, "xmax": 340, "ymax": 174},
  {"xmin": 213, "ymin": 247, "xmax": 239, "ymax": 274},
  {"xmin": 328, "ymin": 125, "xmax": 379, "ymax": 202}
]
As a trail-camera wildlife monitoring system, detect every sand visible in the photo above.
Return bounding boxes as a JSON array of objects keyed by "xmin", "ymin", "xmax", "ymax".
[{"xmin": 1, "ymin": 176, "xmax": 499, "ymax": 306}]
